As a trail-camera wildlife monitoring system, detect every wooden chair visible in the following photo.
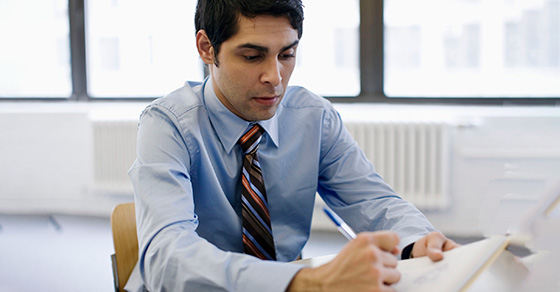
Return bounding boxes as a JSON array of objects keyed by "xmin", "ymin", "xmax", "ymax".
[{"xmin": 111, "ymin": 202, "xmax": 139, "ymax": 292}]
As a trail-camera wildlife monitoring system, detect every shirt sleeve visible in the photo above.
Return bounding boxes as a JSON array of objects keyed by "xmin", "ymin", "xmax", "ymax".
[
  {"xmin": 128, "ymin": 105, "xmax": 303, "ymax": 291},
  {"xmin": 317, "ymin": 106, "xmax": 438, "ymax": 251}
]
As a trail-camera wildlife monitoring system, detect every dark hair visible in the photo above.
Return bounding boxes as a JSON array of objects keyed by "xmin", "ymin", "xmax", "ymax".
[{"xmin": 195, "ymin": 0, "xmax": 304, "ymax": 63}]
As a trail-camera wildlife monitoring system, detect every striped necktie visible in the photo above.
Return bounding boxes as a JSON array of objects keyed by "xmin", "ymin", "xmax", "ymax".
[{"xmin": 239, "ymin": 124, "xmax": 276, "ymax": 260}]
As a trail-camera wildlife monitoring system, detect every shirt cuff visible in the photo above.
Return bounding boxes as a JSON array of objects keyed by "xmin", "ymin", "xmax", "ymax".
[{"xmin": 237, "ymin": 260, "xmax": 305, "ymax": 292}]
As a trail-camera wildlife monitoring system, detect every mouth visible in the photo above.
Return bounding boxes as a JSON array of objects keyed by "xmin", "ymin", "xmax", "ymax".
[{"xmin": 254, "ymin": 95, "xmax": 280, "ymax": 106}]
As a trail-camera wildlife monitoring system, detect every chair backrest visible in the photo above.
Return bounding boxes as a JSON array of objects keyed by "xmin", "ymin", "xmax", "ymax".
[{"xmin": 111, "ymin": 202, "xmax": 139, "ymax": 292}]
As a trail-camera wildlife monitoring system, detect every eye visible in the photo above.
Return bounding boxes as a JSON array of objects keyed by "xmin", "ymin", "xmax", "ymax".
[
  {"xmin": 243, "ymin": 54, "xmax": 262, "ymax": 61},
  {"xmin": 279, "ymin": 48, "xmax": 296, "ymax": 60},
  {"xmin": 279, "ymin": 53, "xmax": 295, "ymax": 60}
]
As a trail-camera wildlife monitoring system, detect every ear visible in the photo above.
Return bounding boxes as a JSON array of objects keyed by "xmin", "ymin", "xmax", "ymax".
[{"xmin": 196, "ymin": 30, "xmax": 215, "ymax": 65}]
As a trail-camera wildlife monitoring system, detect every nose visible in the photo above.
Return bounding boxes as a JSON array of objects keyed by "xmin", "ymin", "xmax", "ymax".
[{"xmin": 260, "ymin": 58, "xmax": 282, "ymax": 87}]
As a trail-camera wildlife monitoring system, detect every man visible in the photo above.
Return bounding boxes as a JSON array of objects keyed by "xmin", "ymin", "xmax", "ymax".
[{"xmin": 127, "ymin": 0, "xmax": 458, "ymax": 291}]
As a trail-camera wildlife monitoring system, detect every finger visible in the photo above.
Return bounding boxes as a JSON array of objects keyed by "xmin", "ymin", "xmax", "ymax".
[
  {"xmin": 442, "ymin": 238, "xmax": 460, "ymax": 251},
  {"xmin": 427, "ymin": 248, "xmax": 443, "ymax": 261},
  {"xmin": 368, "ymin": 231, "xmax": 400, "ymax": 254},
  {"xmin": 381, "ymin": 266, "xmax": 401, "ymax": 286},
  {"xmin": 426, "ymin": 233, "xmax": 447, "ymax": 261},
  {"xmin": 379, "ymin": 249, "xmax": 399, "ymax": 268},
  {"xmin": 367, "ymin": 244, "xmax": 399, "ymax": 268}
]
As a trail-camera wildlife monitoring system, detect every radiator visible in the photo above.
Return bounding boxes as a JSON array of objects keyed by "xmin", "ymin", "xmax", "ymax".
[
  {"xmin": 92, "ymin": 119, "xmax": 138, "ymax": 196},
  {"xmin": 344, "ymin": 120, "xmax": 452, "ymax": 210},
  {"xmin": 91, "ymin": 117, "xmax": 453, "ymax": 209}
]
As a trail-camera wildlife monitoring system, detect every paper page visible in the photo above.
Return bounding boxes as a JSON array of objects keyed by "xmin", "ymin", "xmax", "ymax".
[
  {"xmin": 393, "ymin": 235, "xmax": 510, "ymax": 292},
  {"xmin": 467, "ymin": 247, "xmax": 529, "ymax": 292},
  {"xmin": 295, "ymin": 235, "xmax": 513, "ymax": 292}
]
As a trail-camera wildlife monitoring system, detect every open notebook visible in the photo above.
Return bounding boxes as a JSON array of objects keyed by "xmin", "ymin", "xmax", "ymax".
[
  {"xmin": 297, "ymin": 178, "xmax": 560, "ymax": 291},
  {"xmin": 398, "ymin": 178, "xmax": 560, "ymax": 291},
  {"xmin": 393, "ymin": 235, "xmax": 526, "ymax": 292}
]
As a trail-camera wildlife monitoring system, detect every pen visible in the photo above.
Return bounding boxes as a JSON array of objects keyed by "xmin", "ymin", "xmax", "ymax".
[{"xmin": 323, "ymin": 207, "xmax": 357, "ymax": 241}]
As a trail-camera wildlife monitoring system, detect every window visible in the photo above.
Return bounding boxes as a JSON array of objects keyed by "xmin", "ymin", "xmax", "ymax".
[
  {"xmin": 290, "ymin": 0, "xmax": 360, "ymax": 97},
  {"xmin": 1, "ymin": 0, "xmax": 559, "ymax": 103},
  {"xmin": 384, "ymin": 0, "xmax": 560, "ymax": 98},
  {"xmin": 85, "ymin": 0, "xmax": 361, "ymax": 98},
  {"xmin": 0, "ymin": 0, "xmax": 71, "ymax": 98},
  {"xmin": 86, "ymin": 0, "xmax": 203, "ymax": 98}
]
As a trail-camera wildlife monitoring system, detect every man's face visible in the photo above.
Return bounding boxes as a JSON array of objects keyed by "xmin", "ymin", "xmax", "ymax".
[{"xmin": 207, "ymin": 15, "xmax": 299, "ymax": 121}]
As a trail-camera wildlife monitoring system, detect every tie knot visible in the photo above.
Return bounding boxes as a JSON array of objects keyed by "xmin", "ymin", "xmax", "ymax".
[{"xmin": 239, "ymin": 124, "xmax": 264, "ymax": 154}]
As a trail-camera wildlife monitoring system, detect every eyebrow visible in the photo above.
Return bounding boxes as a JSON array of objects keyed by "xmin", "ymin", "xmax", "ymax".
[{"xmin": 237, "ymin": 40, "xmax": 300, "ymax": 54}]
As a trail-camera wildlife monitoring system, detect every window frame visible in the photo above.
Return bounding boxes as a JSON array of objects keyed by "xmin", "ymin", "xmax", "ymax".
[
  {"xmin": 69, "ymin": 0, "xmax": 87, "ymax": 101},
  {"xmin": 1, "ymin": 0, "xmax": 559, "ymax": 105}
]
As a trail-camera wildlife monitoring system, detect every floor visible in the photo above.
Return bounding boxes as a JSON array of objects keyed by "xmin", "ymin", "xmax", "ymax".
[{"xmin": 0, "ymin": 214, "xmax": 348, "ymax": 292}]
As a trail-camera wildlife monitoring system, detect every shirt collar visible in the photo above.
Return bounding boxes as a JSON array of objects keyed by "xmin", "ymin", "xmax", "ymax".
[{"xmin": 203, "ymin": 77, "xmax": 280, "ymax": 154}]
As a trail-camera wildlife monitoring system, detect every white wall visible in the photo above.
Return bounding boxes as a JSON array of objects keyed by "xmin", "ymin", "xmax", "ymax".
[
  {"xmin": 0, "ymin": 103, "xmax": 145, "ymax": 216},
  {"xmin": 335, "ymin": 104, "xmax": 560, "ymax": 237},
  {"xmin": 1, "ymin": 102, "xmax": 560, "ymax": 237}
]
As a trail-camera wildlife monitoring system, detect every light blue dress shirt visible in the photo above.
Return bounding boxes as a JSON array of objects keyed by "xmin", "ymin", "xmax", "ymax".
[{"xmin": 126, "ymin": 78, "xmax": 437, "ymax": 291}]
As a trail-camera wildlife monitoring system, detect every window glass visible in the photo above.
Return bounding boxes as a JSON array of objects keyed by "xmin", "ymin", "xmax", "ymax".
[
  {"xmin": 0, "ymin": 0, "xmax": 71, "ymax": 98},
  {"xmin": 86, "ymin": 0, "xmax": 203, "ymax": 98},
  {"xmin": 289, "ymin": 0, "xmax": 360, "ymax": 97},
  {"xmin": 384, "ymin": 0, "xmax": 560, "ymax": 98}
]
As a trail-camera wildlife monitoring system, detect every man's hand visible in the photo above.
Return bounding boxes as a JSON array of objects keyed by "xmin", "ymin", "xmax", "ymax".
[
  {"xmin": 287, "ymin": 231, "xmax": 401, "ymax": 292},
  {"xmin": 411, "ymin": 231, "xmax": 460, "ymax": 261}
]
